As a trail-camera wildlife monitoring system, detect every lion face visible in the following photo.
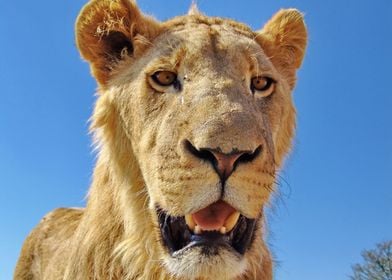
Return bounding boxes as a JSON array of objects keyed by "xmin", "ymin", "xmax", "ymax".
[
  {"xmin": 116, "ymin": 27, "xmax": 279, "ymax": 278},
  {"xmin": 76, "ymin": 1, "xmax": 307, "ymax": 279}
]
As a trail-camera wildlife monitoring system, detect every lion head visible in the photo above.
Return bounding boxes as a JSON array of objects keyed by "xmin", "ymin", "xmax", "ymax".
[{"xmin": 75, "ymin": 1, "xmax": 307, "ymax": 279}]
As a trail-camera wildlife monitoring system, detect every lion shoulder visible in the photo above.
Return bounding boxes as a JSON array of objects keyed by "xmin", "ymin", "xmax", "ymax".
[{"xmin": 14, "ymin": 208, "xmax": 83, "ymax": 279}]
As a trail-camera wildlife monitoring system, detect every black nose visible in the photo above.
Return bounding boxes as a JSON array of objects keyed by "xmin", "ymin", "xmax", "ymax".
[{"xmin": 184, "ymin": 140, "xmax": 262, "ymax": 182}]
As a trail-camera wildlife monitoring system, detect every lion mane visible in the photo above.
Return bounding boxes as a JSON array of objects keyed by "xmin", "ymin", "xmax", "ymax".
[{"xmin": 15, "ymin": 1, "xmax": 307, "ymax": 279}]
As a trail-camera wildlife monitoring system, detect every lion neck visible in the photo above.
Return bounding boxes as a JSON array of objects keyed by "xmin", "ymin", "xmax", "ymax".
[{"xmin": 75, "ymin": 147, "xmax": 168, "ymax": 279}]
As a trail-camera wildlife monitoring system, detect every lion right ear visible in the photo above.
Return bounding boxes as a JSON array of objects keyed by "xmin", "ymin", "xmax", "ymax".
[
  {"xmin": 76, "ymin": 0, "xmax": 161, "ymax": 87},
  {"xmin": 257, "ymin": 9, "xmax": 307, "ymax": 89}
]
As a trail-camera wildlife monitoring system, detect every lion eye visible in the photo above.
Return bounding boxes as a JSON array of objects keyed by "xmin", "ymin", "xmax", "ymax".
[
  {"xmin": 151, "ymin": 71, "xmax": 177, "ymax": 86},
  {"xmin": 251, "ymin": 76, "xmax": 275, "ymax": 97}
]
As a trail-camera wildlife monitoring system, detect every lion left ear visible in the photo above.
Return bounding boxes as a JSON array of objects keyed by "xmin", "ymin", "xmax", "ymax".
[
  {"xmin": 257, "ymin": 9, "xmax": 308, "ymax": 88},
  {"xmin": 76, "ymin": 0, "xmax": 162, "ymax": 87}
]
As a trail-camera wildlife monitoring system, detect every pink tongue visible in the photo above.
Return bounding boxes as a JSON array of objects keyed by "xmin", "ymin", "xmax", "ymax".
[{"xmin": 192, "ymin": 200, "xmax": 235, "ymax": 231}]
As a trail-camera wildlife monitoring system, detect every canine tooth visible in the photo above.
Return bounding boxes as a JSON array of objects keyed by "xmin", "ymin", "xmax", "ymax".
[
  {"xmin": 224, "ymin": 211, "xmax": 240, "ymax": 232},
  {"xmin": 219, "ymin": 226, "xmax": 227, "ymax": 234},
  {"xmin": 194, "ymin": 225, "xmax": 202, "ymax": 234},
  {"xmin": 185, "ymin": 214, "xmax": 196, "ymax": 230}
]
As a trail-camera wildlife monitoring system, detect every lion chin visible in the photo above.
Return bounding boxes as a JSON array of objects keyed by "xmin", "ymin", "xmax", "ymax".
[{"xmin": 14, "ymin": 1, "xmax": 307, "ymax": 279}]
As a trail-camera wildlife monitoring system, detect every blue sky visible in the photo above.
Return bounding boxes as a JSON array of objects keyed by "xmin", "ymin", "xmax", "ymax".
[{"xmin": 1, "ymin": 0, "xmax": 391, "ymax": 279}]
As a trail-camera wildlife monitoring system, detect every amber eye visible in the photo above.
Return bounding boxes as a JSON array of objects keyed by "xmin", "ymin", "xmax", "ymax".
[
  {"xmin": 251, "ymin": 76, "xmax": 275, "ymax": 97},
  {"xmin": 151, "ymin": 71, "xmax": 177, "ymax": 86}
]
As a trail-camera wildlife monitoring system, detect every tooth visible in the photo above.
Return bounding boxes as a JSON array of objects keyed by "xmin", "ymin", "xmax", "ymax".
[
  {"xmin": 224, "ymin": 211, "xmax": 240, "ymax": 232},
  {"xmin": 220, "ymin": 226, "xmax": 227, "ymax": 234},
  {"xmin": 194, "ymin": 225, "xmax": 202, "ymax": 234},
  {"xmin": 185, "ymin": 214, "xmax": 196, "ymax": 231}
]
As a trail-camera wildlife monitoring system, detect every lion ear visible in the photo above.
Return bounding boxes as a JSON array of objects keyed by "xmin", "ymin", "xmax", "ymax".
[
  {"xmin": 76, "ymin": 0, "xmax": 161, "ymax": 86},
  {"xmin": 257, "ymin": 9, "xmax": 307, "ymax": 88}
]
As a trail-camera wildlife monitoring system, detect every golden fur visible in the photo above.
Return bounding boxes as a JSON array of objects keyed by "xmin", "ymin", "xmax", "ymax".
[{"xmin": 14, "ymin": 1, "xmax": 307, "ymax": 279}]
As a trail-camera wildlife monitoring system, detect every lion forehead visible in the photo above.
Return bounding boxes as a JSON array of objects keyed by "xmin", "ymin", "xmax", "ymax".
[{"xmin": 139, "ymin": 27, "xmax": 275, "ymax": 89}]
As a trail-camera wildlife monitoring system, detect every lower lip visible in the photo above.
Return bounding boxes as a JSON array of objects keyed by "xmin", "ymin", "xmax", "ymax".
[
  {"xmin": 171, "ymin": 239, "xmax": 235, "ymax": 257},
  {"xmin": 190, "ymin": 231, "xmax": 231, "ymax": 245}
]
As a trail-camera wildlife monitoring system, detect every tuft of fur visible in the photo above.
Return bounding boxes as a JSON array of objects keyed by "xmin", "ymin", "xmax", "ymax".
[
  {"xmin": 188, "ymin": 2, "xmax": 202, "ymax": 16},
  {"xmin": 15, "ymin": 1, "xmax": 307, "ymax": 279}
]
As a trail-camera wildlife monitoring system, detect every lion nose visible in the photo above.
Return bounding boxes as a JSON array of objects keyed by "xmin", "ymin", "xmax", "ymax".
[
  {"xmin": 208, "ymin": 151, "xmax": 245, "ymax": 181},
  {"xmin": 185, "ymin": 140, "xmax": 262, "ymax": 182}
]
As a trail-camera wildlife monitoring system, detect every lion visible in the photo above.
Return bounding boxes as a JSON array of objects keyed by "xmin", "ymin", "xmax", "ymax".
[{"xmin": 14, "ymin": 1, "xmax": 307, "ymax": 279}]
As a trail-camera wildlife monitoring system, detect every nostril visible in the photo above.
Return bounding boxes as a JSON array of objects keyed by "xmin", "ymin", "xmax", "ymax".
[
  {"xmin": 184, "ymin": 140, "xmax": 217, "ymax": 165},
  {"xmin": 236, "ymin": 145, "xmax": 262, "ymax": 165}
]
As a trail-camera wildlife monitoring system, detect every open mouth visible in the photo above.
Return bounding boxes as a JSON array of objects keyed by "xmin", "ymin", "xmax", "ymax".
[{"xmin": 157, "ymin": 200, "xmax": 257, "ymax": 255}]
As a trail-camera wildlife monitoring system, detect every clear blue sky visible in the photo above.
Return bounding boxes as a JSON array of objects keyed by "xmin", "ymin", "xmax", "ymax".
[{"xmin": 1, "ymin": 0, "xmax": 391, "ymax": 279}]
